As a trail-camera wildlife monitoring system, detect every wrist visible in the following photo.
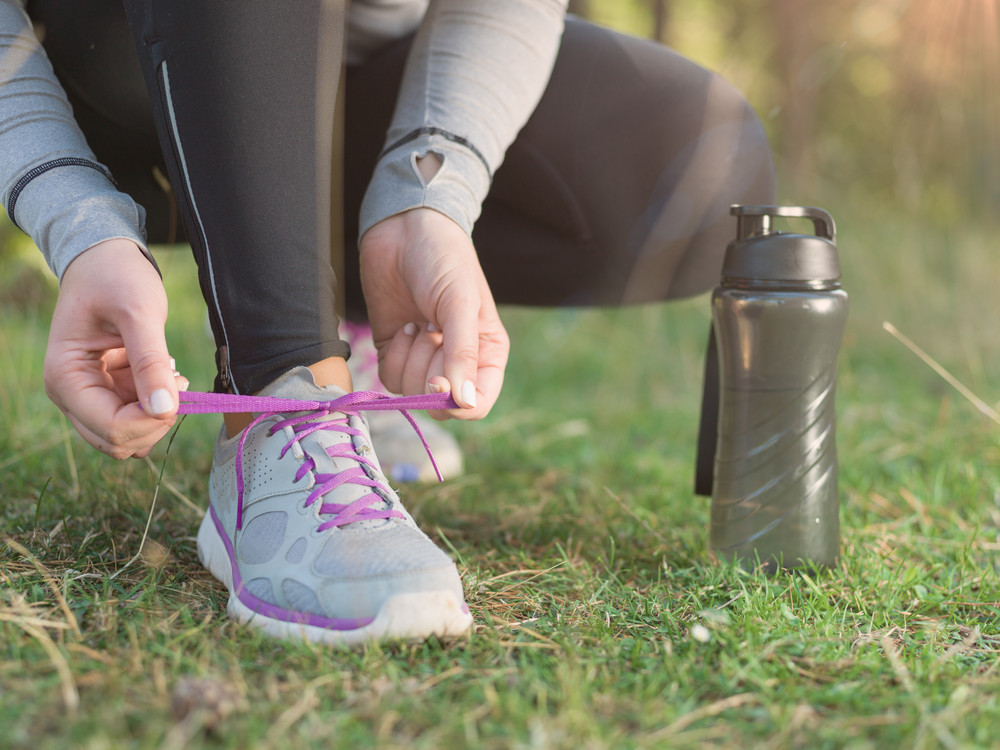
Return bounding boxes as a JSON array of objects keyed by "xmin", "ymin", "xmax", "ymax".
[
  {"xmin": 61, "ymin": 238, "xmax": 160, "ymax": 286},
  {"xmin": 63, "ymin": 238, "xmax": 155, "ymax": 278}
]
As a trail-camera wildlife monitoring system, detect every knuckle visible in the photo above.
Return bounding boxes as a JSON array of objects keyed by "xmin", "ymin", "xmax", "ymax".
[
  {"xmin": 129, "ymin": 352, "xmax": 171, "ymax": 380},
  {"xmin": 449, "ymin": 343, "xmax": 480, "ymax": 364},
  {"xmin": 439, "ymin": 290, "xmax": 479, "ymax": 317},
  {"xmin": 104, "ymin": 428, "xmax": 129, "ymax": 447},
  {"xmin": 105, "ymin": 444, "xmax": 134, "ymax": 461},
  {"xmin": 493, "ymin": 328, "xmax": 511, "ymax": 350}
]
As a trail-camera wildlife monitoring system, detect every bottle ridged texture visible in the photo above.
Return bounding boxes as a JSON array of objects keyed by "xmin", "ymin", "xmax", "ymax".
[{"xmin": 710, "ymin": 289, "xmax": 848, "ymax": 570}]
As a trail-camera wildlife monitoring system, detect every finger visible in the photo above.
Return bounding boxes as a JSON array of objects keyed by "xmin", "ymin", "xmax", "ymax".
[
  {"xmin": 102, "ymin": 347, "xmax": 130, "ymax": 371},
  {"xmin": 424, "ymin": 356, "xmax": 452, "ymax": 422},
  {"xmin": 65, "ymin": 406, "xmax": 175, "ymax": 460},
  {"xmin": 436, "ymin": 294, "xmax": 482, "ymax": 411},
  {"xmin": 400, "ymin": 323, "xmax": 445, "ymax": 397},
  {"xmin": 378, "ymin": 322, "xmax": 418, "ymax": 394},
  {"xmin": 116, "ymin": 314, "xmax": 177, "ymax": 418},
  {"xmin": 108, "ymin": 363, "xmax": 139, "ymax": 404},
  {"xmin": 171, "ymin": 358, "xmax": 191, "ymax": 393},
  {"xmin": 436, "ymin": 319, "xmax": 508, "ymax": 421}
]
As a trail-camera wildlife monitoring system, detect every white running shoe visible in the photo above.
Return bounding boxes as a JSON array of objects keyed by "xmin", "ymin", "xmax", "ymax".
[
  {"xmin": 343, "ymin": 321, "xmax": 465, "ymax": 483},
  {"xmin": 196, "ymin": 367, "xmax": 472, "ymax": 646}
]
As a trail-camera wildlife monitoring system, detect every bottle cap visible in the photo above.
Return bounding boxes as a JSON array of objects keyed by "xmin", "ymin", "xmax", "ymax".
[{"xmin": 722, "ymin": 205, "xmax": 840, "ymax": 286}]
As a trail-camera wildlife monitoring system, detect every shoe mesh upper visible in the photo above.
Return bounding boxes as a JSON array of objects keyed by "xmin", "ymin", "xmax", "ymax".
[
  {"xmin": 238, "ymin": 510, "xmax": 288, "ymax": 565},
  {"xmin": 314, "ymin": 524, "xmax": 452, "ymax": 577}
]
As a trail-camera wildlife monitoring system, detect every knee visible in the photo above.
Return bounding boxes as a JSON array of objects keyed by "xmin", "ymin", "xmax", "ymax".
[
  {"xmin": 627, "ymin": 70, "xmax": 777, "ymax": 302},
  {"xmin": 664, "ymin": 75, "xmax": 777, "ymax": 298}
]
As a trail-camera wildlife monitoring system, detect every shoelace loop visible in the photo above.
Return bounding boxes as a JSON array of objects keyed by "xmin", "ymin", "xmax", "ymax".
[{"xmin": 177, "ymin": 390, "xmax": 458, "ymax": 530}]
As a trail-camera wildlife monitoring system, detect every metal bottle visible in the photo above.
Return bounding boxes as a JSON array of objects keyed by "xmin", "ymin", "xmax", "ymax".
[{"xmin": 695, "ymin": 205, "xmax": 848, "ymax": 571}]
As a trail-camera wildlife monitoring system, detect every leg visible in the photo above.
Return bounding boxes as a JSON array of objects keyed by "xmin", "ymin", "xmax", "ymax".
[
  {"xmin": 121, "ymin": 1, "xmax": 349, "ymax": 396},
  {"xmin": 480, "ymin": 18, "xmax": 777, "ymax": 305},
  {"xmin": 342, "ymin": 18, "xmax": 776, "ymax": 309}
]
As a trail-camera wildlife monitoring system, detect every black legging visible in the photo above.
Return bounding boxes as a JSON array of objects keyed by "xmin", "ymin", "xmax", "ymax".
[{"xmin": 30, "ymin": 1, "xmax": 776, "ymax": 394}]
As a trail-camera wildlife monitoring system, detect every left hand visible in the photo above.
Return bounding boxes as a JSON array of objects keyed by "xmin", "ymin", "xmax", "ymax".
[
  {"xmin": 44, "ymin": 239, "xmax": 188, "ymax": 459},
  {"xmin": 359, "ymin": 207, "xmax": 508, "ymax": 420}
]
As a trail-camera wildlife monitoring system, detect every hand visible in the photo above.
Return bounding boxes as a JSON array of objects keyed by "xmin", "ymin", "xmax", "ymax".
[
  {"xmin": 359, "ymin": 207, "xmax": 509, "ymax": 420},
  {"xmin": 44, "ymin": 239, "xmax": 186, "ymax": 459}
]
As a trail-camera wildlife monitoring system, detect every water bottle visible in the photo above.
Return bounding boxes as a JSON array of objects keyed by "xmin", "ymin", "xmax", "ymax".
[{"xmin": 694, "ymin": 205, "xmax": 848, "ymax": 571}]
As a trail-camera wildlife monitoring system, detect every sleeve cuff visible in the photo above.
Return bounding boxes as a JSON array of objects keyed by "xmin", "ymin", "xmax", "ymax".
[
  {"xmin": 14, "ymin": 165, "xmax": 152, "ymax": 281},
  {"xmin": 358, "ymin": 134, "xmax": 491, "ymax": 241}
]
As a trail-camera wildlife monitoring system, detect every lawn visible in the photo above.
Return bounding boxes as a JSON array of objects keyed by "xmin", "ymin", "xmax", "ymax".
[{"xmin": 2, "ymin": 200, "xmax": 1000, "ymax": 749}]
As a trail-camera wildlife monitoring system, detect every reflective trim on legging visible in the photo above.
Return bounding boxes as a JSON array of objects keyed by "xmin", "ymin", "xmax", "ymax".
[{"xmin": 155, "ymin": 60, "xmax": 235, "ymax": 390}]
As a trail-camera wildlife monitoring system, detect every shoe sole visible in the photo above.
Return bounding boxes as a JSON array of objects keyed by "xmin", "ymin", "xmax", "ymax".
[{"xmin": 197, "ymin": 510, "xmax": 474, "ymax": 647}]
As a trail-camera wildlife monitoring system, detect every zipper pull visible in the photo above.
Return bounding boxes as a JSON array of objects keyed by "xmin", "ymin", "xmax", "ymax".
[{"xmin": 216, "ymin": 345, "xmax": 233, "ymax": 393}]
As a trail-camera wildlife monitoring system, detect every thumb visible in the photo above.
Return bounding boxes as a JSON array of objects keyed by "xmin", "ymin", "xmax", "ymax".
[
  {"xmin": 439, "ymin": 301, "xmax": 480, "ymax": 412},
  {"xmin": 119, "ymin": 315, "xmax": 178, "ymax": 418}
]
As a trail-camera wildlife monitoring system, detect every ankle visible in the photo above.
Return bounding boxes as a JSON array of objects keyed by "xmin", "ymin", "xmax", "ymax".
[
  {"xmin": 224, "ymin": 411, "xmax": 254, "ymax": 438},
  {"xmin": 306, "ymin": 356, "xmax": 354, "ymax": 392}
]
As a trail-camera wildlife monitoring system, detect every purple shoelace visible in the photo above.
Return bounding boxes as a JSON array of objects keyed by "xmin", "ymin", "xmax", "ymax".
[{"xmin": 177, "ymin": 390, "xmax": 458, "ymax": 531}]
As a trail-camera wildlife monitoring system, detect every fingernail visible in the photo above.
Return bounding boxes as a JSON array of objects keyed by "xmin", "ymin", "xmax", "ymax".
[
  {"xmin": 149, "ymin": 388, "xmax": 175, "ymax": 416},
  {"xmin": 169, "ymin": 357, "xmax": 176, "ymax": 371},
  {"xmin": 427, "ymin": 322, "xmax": 439, "ymax": 333},
  {"xmin": 461, "ymin": 380, "xmax": 477, "ymax": 409},
  {"xmin": 427, "ymin": 380, "xmax": 445, "ymax": 394},
  {"xmin": 403, "ymin": 322, "xmax": 417, "ymax": 336}
]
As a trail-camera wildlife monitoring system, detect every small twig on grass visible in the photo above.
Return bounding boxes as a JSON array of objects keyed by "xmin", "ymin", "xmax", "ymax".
[
  {"xmin": 0, "ymin": 612, "xmax": 74, "ymax": 631},
  {"xmin": 934, "ymin": 626, "xmax": 982, "ymax": 665},
  {"xmin": 479, "ymin": 564, "xmax": 567, "ymax": 585},
  {"xmin": 881, "ymin": 632, "xmax": 962, "ymax": 750},
  {"xmin": 883, "ymin": 321, "xmax": 1000, "ymax": 427},
  {"xmin": 262, "ymin": 674, "xmax": 338, "ymax": 746},
  {"xmin": 108, "ymin": 484, "xmax": 160, "ymax": 581},
  {"xmin": 142, "ymin": 455, "xmax": 203, "ymax": 517},
  {"xmin": 110, "ymin": 418, "xmax": 184, "ymax": 581}
]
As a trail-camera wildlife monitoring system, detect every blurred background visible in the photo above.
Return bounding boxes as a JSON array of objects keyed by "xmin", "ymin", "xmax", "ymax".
[{"xmin": 575, "ymin": 0, "xmax": 999, "ymax": 224}]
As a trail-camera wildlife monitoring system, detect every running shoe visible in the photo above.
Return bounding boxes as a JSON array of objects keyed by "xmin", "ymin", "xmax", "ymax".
[{"xmin": 196, "ymin": 366, "xmax": 472, "ymax": 646}]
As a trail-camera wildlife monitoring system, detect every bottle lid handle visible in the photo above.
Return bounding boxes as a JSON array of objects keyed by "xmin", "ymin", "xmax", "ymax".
[{"xmin": 731, "ymin": 205, "xmax": 836, "ymax": 243}]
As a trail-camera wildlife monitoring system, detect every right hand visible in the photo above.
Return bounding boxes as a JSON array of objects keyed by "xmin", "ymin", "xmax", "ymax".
[
  {"xmin": 43, "ymin": 239, "xmax": 185, "ymax": 459},
  {"xmin": 359, "ymin": 207, "xmax": 509, "ymax": 421}
]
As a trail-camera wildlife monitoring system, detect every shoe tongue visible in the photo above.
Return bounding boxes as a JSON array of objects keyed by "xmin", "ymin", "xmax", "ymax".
[
  {"xmin": 260, "ymin": 367, "xmax": 394, "ymax": 528},
  {"xmin": 257, "ymin": 365, "xmax": 340, "ymax": 402}
]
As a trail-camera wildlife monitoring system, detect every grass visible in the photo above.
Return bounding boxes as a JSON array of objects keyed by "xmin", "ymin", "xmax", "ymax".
[{"xmin": 2, "ymin": 202, "xmax": 1000, "ymax": 749}]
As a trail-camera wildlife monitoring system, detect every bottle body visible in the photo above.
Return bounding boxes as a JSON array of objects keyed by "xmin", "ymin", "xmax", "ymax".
[{"xmin": 710, "ymin": 286, "xmax": 848, "ymax": 571}]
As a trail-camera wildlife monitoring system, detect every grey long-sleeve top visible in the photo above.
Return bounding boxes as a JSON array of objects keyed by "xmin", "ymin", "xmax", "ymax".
[{"xmin": 0, "ymin": 0, "xmax": 567, "ymax": 282}]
